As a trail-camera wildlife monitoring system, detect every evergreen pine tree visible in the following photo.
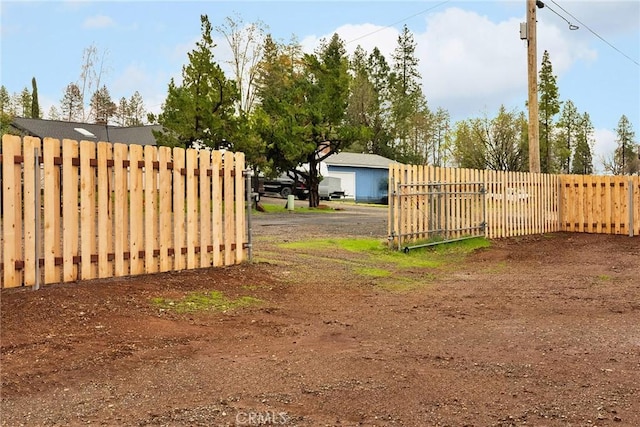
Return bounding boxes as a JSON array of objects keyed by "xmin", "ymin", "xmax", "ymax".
[
  {"xmin": 571, "ymin": 112, "xmax": 594, "ymax": 175},
  {"xmin": 538, "ymin": 50, "xmax": 561, "ymax": 173},
  {"xmin": 31, "ymin": 77, "xmax": 40, "ymax": 119}
]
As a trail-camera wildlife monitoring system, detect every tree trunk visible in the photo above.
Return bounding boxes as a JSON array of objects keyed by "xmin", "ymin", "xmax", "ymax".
[{"xmin": 307, "ymin": 156, "xmax": 320, "ymax": 208}]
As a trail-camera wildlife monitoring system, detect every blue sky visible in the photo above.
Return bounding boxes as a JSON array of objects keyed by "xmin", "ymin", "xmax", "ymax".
[{"xmin": 1, "ymin": 0, "xmax": 638, "ymax": 171}]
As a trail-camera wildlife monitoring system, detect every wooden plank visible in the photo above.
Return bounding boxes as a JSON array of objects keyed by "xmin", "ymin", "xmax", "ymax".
[
  {"xmin": 577, "ymin": 174, "xmax": 585, "ymax": 233},
  {"xmin": 594, "ymin": 177, "xmax": 603, "ymax": 233},
  {"xmin": 2, "ymin": 135, "xmax": 23, "ymax": 287},
  {"xmin": 158, "ymin": 146, "xmax": 172, "ymax": 272},
  {"xmin": 185, "ymin": 148, "xmax": 197, "ymax": 269},
  {"xmin": 235, "ymin": 152, "xmax": 246, "ymax": 263},
  {"xmin": 129, "ymin": 144, "xmax": 144, "ymax": 275},
  {"xmin": 62, "ymin": 139, "xmax": 79, "ymax": 282},
  {"xmin": 416, "ymin": 165, "xmax": 424, "ymax": 240},
  {"xmin": 543, "ymin": 173, "xmax": 549, "ymax": 233},
  {"xmin": 387, "ymin": 164, "xmax": 394, "ymax": 243},
  {"xmin": 584, "ymin": 175, "xmax": 597, "ymax": 233},
  {"xmin": 43, "ymin": 138, "xmax": 62, "ymax": 284},
  {"xmin": 199, "ymin": 150, "xmax": 212, "ymax": 267},
  {"xmin": 441, "ymin": 167, "xmax": 450, "ymax": 239},
  {"xmin": 530, "ymin": 172, "xmax": 536, "ymax": 235},
  {"xmin": 211, "ymin": 151, "xmax": 223, "ymax": 266},
  {"xmin": 80, "ymin": 140, "xmax": 97, "ymax": 280},
  {"xmin": 113, "ymin": 143, "xmax": 129, "ymax": 277},
  {"xmin": 618, "ymin": 178, "xmax": 628, "ymax": 235},
  {"xmin": 614, "ymin": 177, "xmax": 623, "ymax": 234},
  {"xmin": 487, "ymin": 169, "xmax": 496, "ymax": 238},
  {"xmin": 515, "ymin": 172, "xmax": 522, "ymax": 236},
  {"xmin": 173, "ymin": 147, "xmax": 186, "ymax": 270},
  {"xmin": 634, "ymin": 177, "xmax": 640, "ymax": 236},
  {"xmin": 452, "ymin": 166, "xmax": 458, "ymax": 238},
  {"xmin": 23, "ymin": 136, "xmax": 40, "ymax": 286},
  {"xmin": 603, "ymin": 176, "xmax": 612, "ymax": 234},
  {"xmin": 407, "ymin": 165, "xmax": 418, "ymax": 242},
  {"xmin": 144, "ymin": 145, "xmax": 158, "ymax": 273},
  {"xmin": 223, "ymin": 151, "xmax": 235, "ymax": 266},
  {"xmin": 97, "ymin": 142, "xmax": 113, "ymax": 278},
  {"xmin": 534, "ymin": 172, "xmax": 540, "ymax": 234}
]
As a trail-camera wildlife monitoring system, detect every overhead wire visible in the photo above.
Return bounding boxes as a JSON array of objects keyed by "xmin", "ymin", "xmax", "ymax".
[
  {"xmin": 345, "ymin": 0, "xmax": 452, "ymax": 45},
  {"xmin": 542, "ymin": 3, "xmax": 578, "ymax": 30},
  {"xmin": 547, "ymin": 0, "xmax": 639, "ymax": 67}
]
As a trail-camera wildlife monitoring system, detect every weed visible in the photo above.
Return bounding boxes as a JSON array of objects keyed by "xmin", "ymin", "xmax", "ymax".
[{"xmin": 151, "ymin": 290, "xmax": 261, "ymax": 313}]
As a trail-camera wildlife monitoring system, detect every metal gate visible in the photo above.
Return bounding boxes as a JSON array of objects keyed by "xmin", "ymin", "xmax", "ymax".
[{"xmin": 389, "ymin": 180, "xmax": 486, "ymax": 252}]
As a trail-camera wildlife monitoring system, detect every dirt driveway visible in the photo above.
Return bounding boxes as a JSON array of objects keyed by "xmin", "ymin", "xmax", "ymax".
[{"xmin": 2, "ymin": 200, "xmax": 639, "ymax": 426}]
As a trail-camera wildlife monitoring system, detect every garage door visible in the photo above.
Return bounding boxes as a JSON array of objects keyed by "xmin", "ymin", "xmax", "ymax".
[{"xmin": 326, "ymin": 171, "xmax": 356, "ymax": 199}]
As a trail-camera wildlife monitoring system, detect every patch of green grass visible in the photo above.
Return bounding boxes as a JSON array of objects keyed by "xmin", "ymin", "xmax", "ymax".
[
  {"xmin": 377, "ymin": 275, "xmax": 435, "ymax": 292},
  {"xmin": 279, "ymin": 237, "xmax": 489, "ymax": 269},
  {"xmin": 596, "ymin": 274, "xmax": 612, "ymax": 282},
  {"xmin": 151, "ymin": 290, "xmax": 261, "ymax": 313},
  {"xmin": 354, "ymin": 267, "xmax": 391, "ymax": 277},
  {"xmin": 482, "ymin": 260, "xmax": 508, "ymax": 273},
  {"xmin": 255, "ymin": 202, "xmax": 337, "ymax": 214}
]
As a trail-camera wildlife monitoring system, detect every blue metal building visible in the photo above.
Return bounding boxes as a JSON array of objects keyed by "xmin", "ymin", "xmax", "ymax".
[{"xmin": 323, "ymin": 152, "xmax": 397, "ymax": 203}]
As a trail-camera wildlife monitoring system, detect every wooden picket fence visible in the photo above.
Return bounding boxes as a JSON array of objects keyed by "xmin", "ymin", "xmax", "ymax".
[
  {"xmin": 560, "ymin": 174, "xmax": 640, "ymax": 235},
  {"xmin": 389, "ymin": 164, "xmax": 639, "ymax": 249},
  {"xmin": 1, "ymin": 135, "xmax": 248, "ymax": 288}
]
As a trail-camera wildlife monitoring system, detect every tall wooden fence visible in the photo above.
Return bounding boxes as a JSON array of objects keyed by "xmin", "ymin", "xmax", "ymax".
[
  {"xmin": 1, "ymin": 135, "xmax": 248, "ymax": 288},
  {"xmin": 389, "ymin": 164, "xmax": 639, "ymax": 249},
  {"xmin": 560, "ymin": 174, "xmax": 640, "ymax": 235}
]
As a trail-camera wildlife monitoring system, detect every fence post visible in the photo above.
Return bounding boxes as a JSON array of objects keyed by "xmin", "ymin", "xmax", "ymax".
[
  {"xmin": 34, "ymin": 147, "xmax": 41, "ymax": 290},
  {"xmin": 629, "ymin": 177, "xmax": 634, "ymax": 237},
  {"xmin": 245, "ymin": 168, "xmax": 253, "ymax": 262}
]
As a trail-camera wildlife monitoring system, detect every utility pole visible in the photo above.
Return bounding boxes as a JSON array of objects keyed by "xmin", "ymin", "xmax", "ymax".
[{"xmin": 526, "ymin": 0, "xmax": 541, "ymax": 173}]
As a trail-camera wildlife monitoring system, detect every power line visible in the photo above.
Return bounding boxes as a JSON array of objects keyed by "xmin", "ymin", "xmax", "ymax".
[
  {"xmin": 548, "ymin": 0, "xmax": 639, "ymax": 67},
  {"xmin": 346, "ymin": 0, "xmax": 452, "ymax": 45},
  {"xmin": 543, "ymin": 3, "xmax": 578, "ymax": 30}
]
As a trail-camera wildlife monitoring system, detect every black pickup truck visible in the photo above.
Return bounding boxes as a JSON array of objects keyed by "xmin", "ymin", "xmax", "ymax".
[{"xmin": 261, "ymin": 176, "xmax": 308, "ymax": 199}]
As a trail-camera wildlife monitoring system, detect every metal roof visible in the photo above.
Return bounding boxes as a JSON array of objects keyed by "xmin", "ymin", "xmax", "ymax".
[
  {"xmin": 10, "ymin": 117, "xmax": 160, "ymax": 146},
  {"xmin": 324, "ymin": 152, "xmax": 398, "ymax": 169}
]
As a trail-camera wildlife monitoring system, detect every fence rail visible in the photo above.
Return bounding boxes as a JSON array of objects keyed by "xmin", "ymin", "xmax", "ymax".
[
  {"xmin": 389, "ymin": 164, "xmax": 638, "ymax": 249},
  {"xmin": 1, "ymin": 135, "xmax": 247, "ymax": 288}
]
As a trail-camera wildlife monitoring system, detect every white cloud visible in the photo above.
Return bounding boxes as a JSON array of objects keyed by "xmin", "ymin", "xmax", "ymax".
[
  {"xmin": 304, "ymin": 6, "xmax": 599, "ymax": 122},
  {"xmin": 83, "ymin": 15, "xmax": 115, "ymax": 29},
  {"xmin": 111, "ymin": 63, "xmax": 171, "ymax": 116},
  {"xmin": 593, "ymin": 127, "xmax": 618, "ymax": 173}
]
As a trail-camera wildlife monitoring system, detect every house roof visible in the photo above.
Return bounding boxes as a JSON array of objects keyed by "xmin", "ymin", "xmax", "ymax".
[
  {"xmin": 324, "ymin": 152, "xmax": 398, "ymax": 169},
  {"xmin": 10, "ymin": 117, "xmax": 161, "ymax": 146}
]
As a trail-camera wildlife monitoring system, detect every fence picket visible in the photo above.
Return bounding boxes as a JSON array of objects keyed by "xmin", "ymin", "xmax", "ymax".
[
  {"xmin": 158, "ymin": 146, "xmax": 173, "ymax": 272},
  {"xmin": 43, "ymin": 138, "xmax": 62, "ymax": 284},
  {"xmin": 129, "ymin": 144, "xmax": 144, "ymax": 275},
  {"xmin": 223, "ymin": 151, "xmax": 235, "ymax": 266},
  {"xmin": 212, "ymin": 151, "xmax": 223, "ymax": 267},
  {"xmin": 173, "ymin": 147, "xmax": 186, "ymax": 270},
  {"xmin": 113, "ymin": 144, "xmax": 128, "ymax": 276},
  {"xmin": 199, "ymin": 150, "xmax": 212, "ymax": 268},
  {"xmin": 2, "ymin": 135, "xmax": 23, "ymax": 287},
  {"xmin": 80, "ymin": 140, "xmax": 97, "ymax": 280},
  {"xmin": 62, "ymin": 139, "xmax": 79, "ymax": 282},
  {"xmin": 144, "ymin": 145, "xmax": 158, "ymax": 274},
  {"xmin": 1, "ymin": 137, "xmax": 248, "ymax": 288},
  {"xmin": 23, "ymin": 136, "xmax": 40, "ymax": 286},
  {"xmin": 186, "ymin": 148, "xmax": 198, "ymax": 270},
  {"xmin": 235, "ymin": 153, "xmax": 246, "ymax": 263}
]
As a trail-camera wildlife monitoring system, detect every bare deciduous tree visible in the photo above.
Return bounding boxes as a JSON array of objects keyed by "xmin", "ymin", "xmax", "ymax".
[{"xmin": 216, "ymin": 13, "xmax": 267, "ymax": 115}]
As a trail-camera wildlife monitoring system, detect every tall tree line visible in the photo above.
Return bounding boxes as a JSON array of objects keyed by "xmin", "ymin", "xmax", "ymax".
[{"xmin": 148, "ymin": 14, "xmax": 637, "ymax": 188}]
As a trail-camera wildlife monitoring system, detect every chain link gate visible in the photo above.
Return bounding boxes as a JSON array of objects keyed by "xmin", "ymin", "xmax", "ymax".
[{"xmin": 389, "ymin": 180, "xmax": 487, "ymax": 252}]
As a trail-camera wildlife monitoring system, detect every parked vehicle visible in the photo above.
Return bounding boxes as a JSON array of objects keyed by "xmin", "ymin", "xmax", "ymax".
[
  {"xmin": 261, "ymin": 176, "xmax": 308, "ymax": 199},
  {"xmin": 259, "ymin": 174, "xmax": 344, "ymax": 201},
  {"xmin": 319, "ymin": 176, "xmax": 344, "ymax": 200}
]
